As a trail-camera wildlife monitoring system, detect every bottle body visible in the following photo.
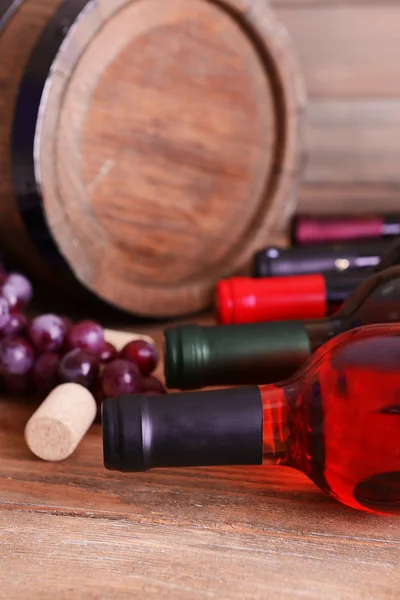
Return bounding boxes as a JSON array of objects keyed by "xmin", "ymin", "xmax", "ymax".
[{"xmin": 262, "ymin": 324, "xmax": 400, "ymax": 514}]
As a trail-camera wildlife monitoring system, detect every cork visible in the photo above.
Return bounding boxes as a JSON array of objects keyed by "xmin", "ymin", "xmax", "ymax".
[
  {"xmin": 25, "ymin": 383, "xmax": 97, "ymax": 462},
  {"xmin": 104, "ymin": 328, "xmax": 155, "ymax": 350}
]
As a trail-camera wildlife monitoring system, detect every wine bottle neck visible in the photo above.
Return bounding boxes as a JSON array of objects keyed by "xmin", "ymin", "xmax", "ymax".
[
  {"xmin": 304, "ymin": 316, "xmax": 344, "ymax": 353},
  {"xmin": 103, "ymin": 387, "xmax": 265, "ymax": 472},
  {"xmin": 260, "ymin": 384, "xmax": 291, "ymax": 464},
  {"xmin": 164, "ymin": 322, "xmax": 312, "ymax": 389}
]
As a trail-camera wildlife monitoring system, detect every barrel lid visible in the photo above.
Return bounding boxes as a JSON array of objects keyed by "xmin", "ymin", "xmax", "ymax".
[{"xmin": 15, "ymin": 0, "xmax": 306, "ymax": 317}]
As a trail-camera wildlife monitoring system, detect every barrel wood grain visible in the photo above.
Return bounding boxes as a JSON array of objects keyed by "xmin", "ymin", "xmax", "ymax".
[{"xmin": 37, "ymin": 0, "xmax": 304, "ymax": 316}]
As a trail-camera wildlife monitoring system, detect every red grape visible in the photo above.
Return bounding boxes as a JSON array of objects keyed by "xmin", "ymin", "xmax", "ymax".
[
  {"xmin": 100, "ymin": 359, "xmax": 142, "ymax": 398},
  {"xmin": 1, "ymin": 273, "xmax": 33, "ymax": 310},
  {"xmin": 120, "ymin": 339, "xmax": 158, "ymax": 376},
  {"xmin": 99, "ymin": 342, "xmax": 117, "ymax": 363},
  {"xmin": 58, "ymin": 348, "xmax": 99, "ymax": 389},
  {"xmin": 0, "ymin": 297, "xmax": 11, "ymax": 332},
  {"xmin": 0, "ymin": 313, "xmax": 28, "ymax": 338},
  {"xmin": 28, "ymin": 314, "xmax": 68, "ymax": 353},
  {"xmin": 33, "ymin": 352, "xmax": 61, "ymax": 394},
  {"xmin": 141, "ymin": 376, "xmax": 166, "ymax": 395},
  {"xmin": 66, "ymin": 320, "xmax": 105, "ymax": 356},
  {"xmin": 0, "ymin": 336, "xmax": 35, "ymax": 375}
]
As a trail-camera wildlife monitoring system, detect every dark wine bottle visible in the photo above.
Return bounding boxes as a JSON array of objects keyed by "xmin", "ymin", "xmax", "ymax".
[{"xmin": 253, "ymin": 238, "xmax": 391, "ymax": 277}]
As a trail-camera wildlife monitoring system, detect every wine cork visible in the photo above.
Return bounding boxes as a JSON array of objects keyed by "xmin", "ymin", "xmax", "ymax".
[
  {"xmin": 104, "ymin": 328, "xmax": 155, "ymax": 350},
  {"xmin": 25, "ymin": 383, "xmax": 97, "ymax": 462}
]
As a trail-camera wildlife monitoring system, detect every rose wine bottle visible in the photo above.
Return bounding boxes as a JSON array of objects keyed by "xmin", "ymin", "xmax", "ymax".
[
  {"xmin": 164, "ymin": 265, "xmax": 400, "ymax": 389},
  {"xmin": 102, "ymin": 323, "xmax": 400, "ymax": 515}
]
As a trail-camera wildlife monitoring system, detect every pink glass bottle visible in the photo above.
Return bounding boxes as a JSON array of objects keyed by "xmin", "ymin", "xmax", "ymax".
[{"xmin": 103, "ymin": 324, "xmax": 400, "ymax": 515}]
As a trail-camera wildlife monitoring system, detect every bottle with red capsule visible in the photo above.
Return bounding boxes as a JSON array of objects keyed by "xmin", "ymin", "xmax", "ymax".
[
  {"xmin": 220, "ymin": 237, "xmax": 400, "ymax": 324},
  {"xmin": 217, "ymin": 269, "xmax": 368, "ymax": 324},
  {"xmin": 164, "ymin": 264, "xmax": 400, "ymax": 389},
  {"xmin": 291, "ymin": 213, "xmax": 400, "ymax": 246},
  {"xmin": 103, "ymin": 323, "xmax": 400, "ymax": 515}
]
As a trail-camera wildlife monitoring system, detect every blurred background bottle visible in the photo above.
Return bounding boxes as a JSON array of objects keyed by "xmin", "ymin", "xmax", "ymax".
[{"xmin": 292, "ymin": 214, "xmax": 400, "ymax": 246}]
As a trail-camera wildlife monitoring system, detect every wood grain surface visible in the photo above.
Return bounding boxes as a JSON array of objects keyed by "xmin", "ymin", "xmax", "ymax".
[{"xmin": 0, "ymin": 320, "xmax": 399, "ymax": 599}]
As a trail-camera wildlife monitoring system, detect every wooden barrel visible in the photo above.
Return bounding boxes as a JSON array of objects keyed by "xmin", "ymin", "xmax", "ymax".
[{"xmin": 0, "ymin": 0, "xmax": 305, "ymax": 318}]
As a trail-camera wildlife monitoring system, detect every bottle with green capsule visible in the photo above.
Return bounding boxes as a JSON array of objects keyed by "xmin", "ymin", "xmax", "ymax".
[{"xmin": 164, "ymin": 263, "xmax": 400, "ymax": 389}]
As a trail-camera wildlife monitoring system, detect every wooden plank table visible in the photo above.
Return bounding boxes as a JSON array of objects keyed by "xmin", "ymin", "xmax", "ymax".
[{"xmin": 0, "ymin": 319, "xmax": 399, "ymax": 599}]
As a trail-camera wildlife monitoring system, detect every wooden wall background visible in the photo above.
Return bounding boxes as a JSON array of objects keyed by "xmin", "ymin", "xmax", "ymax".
[{"xmin": 272, "ymin": 0, "xmax": 400, "ymax": 215}]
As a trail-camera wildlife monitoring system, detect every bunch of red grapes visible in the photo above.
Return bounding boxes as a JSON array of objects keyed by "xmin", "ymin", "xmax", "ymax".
[{"xmin": 0, "ymin": 266, "xmax": 165, "ymax": 418}]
